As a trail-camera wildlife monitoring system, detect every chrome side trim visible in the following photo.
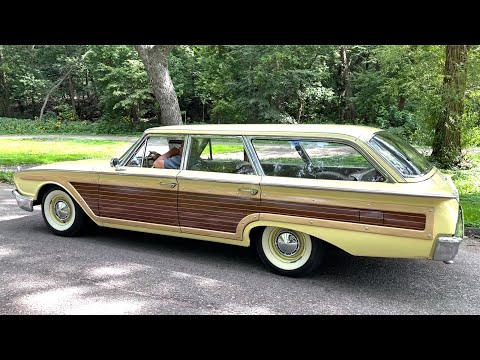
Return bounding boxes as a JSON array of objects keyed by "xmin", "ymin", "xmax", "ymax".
[
  {"xmin": 176, "ymin": 174, "xmax": 261, "ymax": 185},
  {"xmin": 12, "ymin": 190, "xmax": 34, "ymax": 212},
  {"xmin": 257, "ymin": 181, "xmax": 456, "ymax": 199},
  {"xmin": 433, "ymin": 236, "xmax": 463, "ymax": 261},
  {"xmin": 97, "ymin": 171, "xmax": 178, "ymax": 179}
]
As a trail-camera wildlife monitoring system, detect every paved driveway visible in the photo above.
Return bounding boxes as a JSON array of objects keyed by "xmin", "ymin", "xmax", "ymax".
[{"xmin": 1, "ymin": 183, "xmax": 480, "ymax": 314}]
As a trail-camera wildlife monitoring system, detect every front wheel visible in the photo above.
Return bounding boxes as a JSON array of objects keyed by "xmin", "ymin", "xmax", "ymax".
[
  {"xmin": 41, "ymin": 186, "xmax": 85, "ymax": 236},
  {"xmin": 255, "ymin": 227, "xmax": 325, "ymax": 277}
]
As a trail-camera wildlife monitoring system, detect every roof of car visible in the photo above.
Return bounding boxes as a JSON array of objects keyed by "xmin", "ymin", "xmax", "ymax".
[{"xmin": 145, "ymin": 124, "xmax": 382, "ymax": 140}]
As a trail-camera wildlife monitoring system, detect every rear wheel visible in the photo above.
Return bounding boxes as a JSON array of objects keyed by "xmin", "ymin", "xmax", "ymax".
[
  {"xmin": 255, "ymin": 226, "xmax": 325, "ymax": 277},
  {"xmin": 41, "ymin": 186, "xmax": 85, "ymax": 236}
]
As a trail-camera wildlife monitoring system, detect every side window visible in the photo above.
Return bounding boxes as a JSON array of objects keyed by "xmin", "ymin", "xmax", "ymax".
[
  {"xmin": 126, "ymin": 135, "xmax": 185, "ymax": 168},
  {"xmin": 186, "ymin": 136, "xmax": 255, "ymax": 175},
  {"xmin": 252, "ymin": 139, "xmax": 385, "ymax": 182}
]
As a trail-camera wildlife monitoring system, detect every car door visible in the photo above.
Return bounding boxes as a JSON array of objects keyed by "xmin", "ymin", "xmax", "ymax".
[
  {"xmin": 176, "ymin": 135, "xmax": 262, "ymax": 240},
  {"xmin": 98, "ymin": 134, "xmax": 184, "ymax": 233}
]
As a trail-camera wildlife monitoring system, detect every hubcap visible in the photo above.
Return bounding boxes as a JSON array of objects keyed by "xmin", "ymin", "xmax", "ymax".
[
  {"xmin": 275, "ymin": 231, "xmax": 300, "ymax": 257},
  {"xmin": 54, "ymin": 200, "xmax": 70, "ymax": 221}
]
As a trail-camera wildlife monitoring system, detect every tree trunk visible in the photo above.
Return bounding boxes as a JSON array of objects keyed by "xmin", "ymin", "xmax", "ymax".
[
  {"xmin": 134, "ymin": 45, "xmax": 182, "ymax": 126},
  {"xmin": 431, "ymin": 45, "xmax": 469, "ymax": 167},
  {"xmin": 68, "ymin": 73, "xmax": 77, "ymax": 116},
  {"xmin": 397, "ymin": 95, "xmax": 406, "ymax": 111},
  {"xmin": 340, "ymin": 46, "xmax": 357, "ymax": 122},
  {"xmin": 297, "ymin": 97, "xmax": 305, "ymax": 123},
  {"xmin": 131, "ymin": 103, "xmax": 140, "ymax": 123},
  {"xmin": 0, "ymin": 48, "xmax": 11, "ymax": 117},
  {"xmin": 64, "ymin": 47, "xmax": 77, "ymax": 117}
]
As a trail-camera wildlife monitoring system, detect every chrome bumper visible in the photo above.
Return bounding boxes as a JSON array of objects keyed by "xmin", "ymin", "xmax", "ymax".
[
  {"xmin": 433, "ymin": 236, "xmax": 463, "ymax": 261},
  {"xmin": 12, "ymin": 190, "xmax": 34, "ymax": 212}
]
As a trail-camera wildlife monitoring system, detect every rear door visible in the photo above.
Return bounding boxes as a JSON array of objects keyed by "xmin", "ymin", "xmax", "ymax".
[{"xmin": 177, "ymin": 135, "xmax": 261, "ymax": 240}]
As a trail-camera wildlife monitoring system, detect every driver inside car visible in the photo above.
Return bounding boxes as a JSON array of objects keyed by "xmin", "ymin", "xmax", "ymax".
[{"xmin": 150, "ymin": 142, "xmax": 183, "ymax": 169}]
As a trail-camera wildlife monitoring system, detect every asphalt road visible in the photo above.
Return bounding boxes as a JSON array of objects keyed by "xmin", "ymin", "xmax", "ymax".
[{"xmin": 1, "ymin": 183, "xmax": 480, "ymax": 315}]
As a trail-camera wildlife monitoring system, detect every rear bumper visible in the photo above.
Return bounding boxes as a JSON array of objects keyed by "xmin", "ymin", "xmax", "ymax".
[
  {"xmin": 12, "ymin": 190, "xmax": 34, "ymax": 212},
  {"xmin": 433, "ymin": 236, "xmax": 463, "ymax": 261}
]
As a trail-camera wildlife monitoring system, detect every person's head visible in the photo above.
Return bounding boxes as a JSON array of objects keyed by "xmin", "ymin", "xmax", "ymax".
[{"xmin": 178, "ymin": 143, "xmax": 184, "ymax": 155}]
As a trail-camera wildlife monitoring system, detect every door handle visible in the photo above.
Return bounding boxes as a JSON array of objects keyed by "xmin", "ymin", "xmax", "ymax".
[
  {"xmin": 238, "ymin": 188, "xmax": 258, "ymax": 195},
  {"xmin": 160, "ymin": 182, "xmax": 177, "ymax": 188}
]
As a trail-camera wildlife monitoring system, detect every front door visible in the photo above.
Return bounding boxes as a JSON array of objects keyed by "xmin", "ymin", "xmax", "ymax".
[{"xmin": 98, "ymin": 134, "xmax": 185, "ymax": 233}]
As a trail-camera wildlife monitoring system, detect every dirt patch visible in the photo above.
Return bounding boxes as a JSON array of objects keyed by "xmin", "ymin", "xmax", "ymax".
[
  {"xmin": 462, "ymin": 228, "xmax": 480, "ymax": 252},
  {"xmin": 466, "ymin": 227, "xmax": 480, "ymax": 239},
  {"xmin": 462, "ymin": 237, "xmax": 480, "ymax": 252}
]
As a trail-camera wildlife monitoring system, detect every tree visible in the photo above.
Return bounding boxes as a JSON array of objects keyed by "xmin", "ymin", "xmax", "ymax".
[
  {"xmin": 431, "ymin": 45, "xmax": 470, "ymax": 167},
  {"xmin": 339, "ymin": 46, "xmax": 357, "ymax": 121},
  {"xmin": 134, "ymin": 45, "xmax": 182, "ymax": 126}
]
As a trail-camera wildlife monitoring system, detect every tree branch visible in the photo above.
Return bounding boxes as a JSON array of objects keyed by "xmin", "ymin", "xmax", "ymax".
[
  {"xmin": 38, "ymin": 67, "xmax": 73, "ymax": 121},
  {"xmin": 38, "ymin": 49, "xmax": 91, "ymax": 121}
]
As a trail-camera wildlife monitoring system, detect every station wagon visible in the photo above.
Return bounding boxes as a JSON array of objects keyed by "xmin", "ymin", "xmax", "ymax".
[{"xmin": 12, "ymin": 124, "xmax": 464, "ymax": 277}]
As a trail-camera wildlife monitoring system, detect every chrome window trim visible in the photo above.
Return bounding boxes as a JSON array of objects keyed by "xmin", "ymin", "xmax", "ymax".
[
  {"xmin": 119, "ymin": 135, "xmax": 146, "ymax": 167},
  {"xmin": 243, "ymin": 136, "xmax": 264, "ymax": 176},
  {"xmin": 182, "ymin": 134, "xmax": 261, "ymax": 176},
  {"xmin": 122, "ymin": 133, "xmax": 187, "ymax": 169},
  {"xmin": 367, "ymin": 131, "xmax": 434, "ymax": 180},
  {"xmin": 180, "ymin": 134, "xmax": 191, "ymax": 171}
]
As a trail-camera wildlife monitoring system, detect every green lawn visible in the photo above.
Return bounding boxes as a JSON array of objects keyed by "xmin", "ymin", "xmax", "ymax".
[
  {"xmin": 201, "ymin": 144, "xmax": 244, "ymax": 156},
  {"xmin": 0, "ymin": 138, "xmax": 132, "ymax": 166}
]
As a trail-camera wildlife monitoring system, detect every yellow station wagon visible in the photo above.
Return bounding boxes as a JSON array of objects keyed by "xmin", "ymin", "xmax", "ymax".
[{"xmin": 12, "ymin": 124, "xmax": 464, "ymax": 277}]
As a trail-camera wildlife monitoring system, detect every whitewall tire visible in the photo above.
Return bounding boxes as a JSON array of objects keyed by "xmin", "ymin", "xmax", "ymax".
[
  {"xmin": 41, "ymin": 187, "xmax": 85, "ymax": 236},
  {"xmin": 255, "ymin": 227, "xmax": 325, "ymax": 277}
]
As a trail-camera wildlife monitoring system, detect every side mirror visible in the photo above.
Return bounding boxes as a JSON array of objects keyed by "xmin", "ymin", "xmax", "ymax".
[{"xmin": 110, "ymin": 158, "xmax": 120, "ymax": 168}]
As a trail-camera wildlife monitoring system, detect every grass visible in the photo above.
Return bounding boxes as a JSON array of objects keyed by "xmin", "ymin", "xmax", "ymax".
[
  {"xmin": 201, "ymin": 144, "xmax": 244, "ymax": 156},
  {"xmin": 0, "ymin": 138, "xmax": 132, "ymax": 167},
  {"xmin": 0, "ymin": 170, "xmax": 14, "ymax": 183},
  {"xmin": 442, "ymin": 152, "xmax": 480, "ymax": 228}
]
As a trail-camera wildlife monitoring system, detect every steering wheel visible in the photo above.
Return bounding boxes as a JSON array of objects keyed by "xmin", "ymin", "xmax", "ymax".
[{"xmin": 314, "ymin": 171, "xmax": 349, "ymax": 180}]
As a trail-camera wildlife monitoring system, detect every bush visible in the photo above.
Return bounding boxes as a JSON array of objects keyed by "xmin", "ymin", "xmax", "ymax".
[
  {"xmin": 96, "ymin": 115, "xmax": 153, "ymax": 134},
  {"xmin": 0, "ymin": 170, "xmax": 14, "ymax": 184},
  {"xmin": 0, "ymin": 117, "xmax": 151, "ymax": 136}
]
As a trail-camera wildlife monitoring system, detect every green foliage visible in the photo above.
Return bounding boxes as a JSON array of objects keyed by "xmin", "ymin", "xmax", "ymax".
[
  {"xmin": 0, "ymin": 170, "xmax": 14, "ymax": 184},
  {"xmin": 1, "ymin": 44, "xmax": 480, "ymax": 156},
  {"xmin": 95, "ymin": 115, "xmax": 152, "ymax": 134},
  {"xmin": 443, "ymin": 152, "xmax": 480, "ymax": 227},
  {"xmin": 0, "ymin": 117, "xmax": 146, "ymax": 135},
  {"xmin": 196, "ymin": 45, "xmax": 334, "ymax": 124},
  {"xmin": 56, "ymin": 104, "xmax": 78, "ymax": 122}
]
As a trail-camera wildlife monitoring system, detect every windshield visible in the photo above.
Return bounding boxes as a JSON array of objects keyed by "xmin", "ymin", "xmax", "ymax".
[
  {"xmin": 369, "ymin": 131, "xmax": 433, "ymax": 178},
  {"xmin": 118, "ymin": 135, "xmax": 144, "ymax": 165}
]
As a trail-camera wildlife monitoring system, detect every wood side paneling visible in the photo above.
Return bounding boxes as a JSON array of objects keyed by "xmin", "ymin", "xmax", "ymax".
[
  {"xmin": 70, "ymin": 182, "xmax": 99, "ymax": 215},
  {"xmin": 71, "ymin": 183, "xmax": 179, "ymax": 226},
  {"xmin": 179, "ymin": 192, "xmax": 426, "ymax": 233},
  {"xmin": 71, "ymin": 183, "xmax": 426, "ymax": 233},
  {"xmin": 178, "ymin": 192, "xmax": 259, "ymax": 233}
]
